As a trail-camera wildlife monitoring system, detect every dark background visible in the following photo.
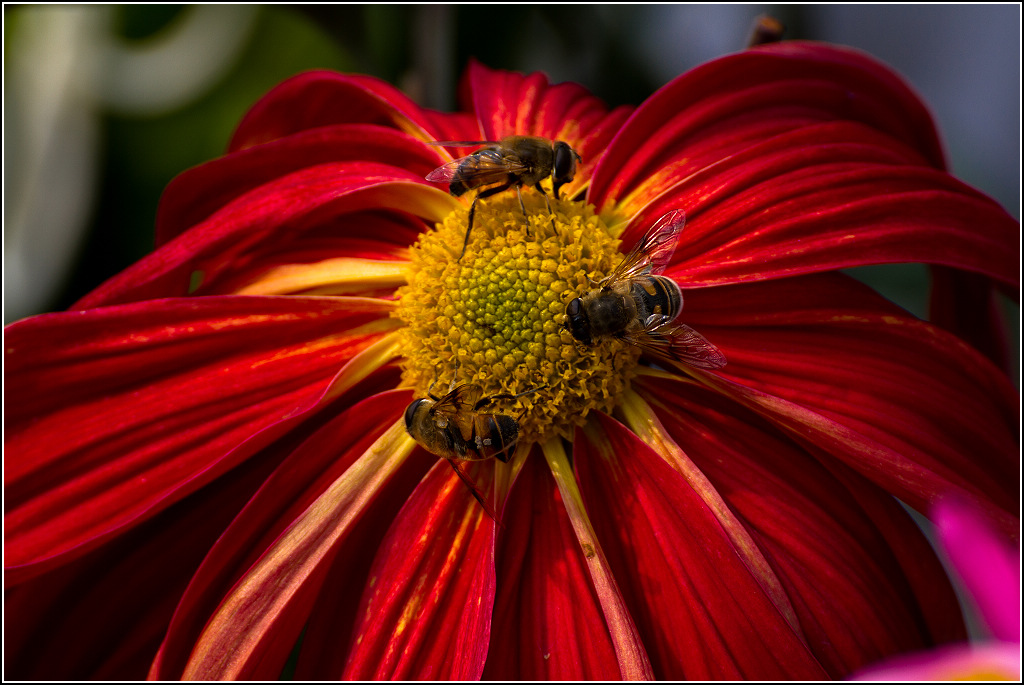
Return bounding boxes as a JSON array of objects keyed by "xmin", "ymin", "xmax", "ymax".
[{"xmin": 4, "ymin": 5, "xmax": 1020, "ymax": 368}]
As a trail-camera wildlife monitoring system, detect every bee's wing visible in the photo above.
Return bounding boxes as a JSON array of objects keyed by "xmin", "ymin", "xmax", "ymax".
[
  {"xmin": 429, "ymin": 140, "xmax": 499, "ymax": 147},
  {"xmin": 425, "ymin": 148, "xmax": 526, "ymax": 185},
  {"xmin": 623, "ymin": 315, "xmax": 727, "ymax": 370},
  {"xmin": 600, "ymin": 210, "xmax": 686, "ymax": 287},
  {"xmin": 425, "ymin": 140, "xmax": 498, "ymax": 182},
  {"xmin": 432, "ymin": 383, "xmax": 484, "ymax": 436}
]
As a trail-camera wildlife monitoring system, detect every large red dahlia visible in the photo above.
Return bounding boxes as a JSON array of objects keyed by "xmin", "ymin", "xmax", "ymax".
[{"xmin": 4, "ymin": 42, "xmax": 1018, "ymax": 680}]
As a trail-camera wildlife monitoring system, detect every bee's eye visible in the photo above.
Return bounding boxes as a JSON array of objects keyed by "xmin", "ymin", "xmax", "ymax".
[
  {"xmin": 404, "ymin": 399, "xmax": 425, "ymax": 429},
  {"xmin": 553, "ymin": 141, "xmax": 578, "ymax": 181}
]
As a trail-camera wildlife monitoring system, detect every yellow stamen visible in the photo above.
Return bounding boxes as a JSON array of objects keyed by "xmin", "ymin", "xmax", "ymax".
[{"xmin": 394, "ymin": 193, "xmax": 640, "ymax": 444}]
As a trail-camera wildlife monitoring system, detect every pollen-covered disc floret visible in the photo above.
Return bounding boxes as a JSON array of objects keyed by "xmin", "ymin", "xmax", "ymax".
[{"xmin": 395, "ymin": 193, "xmax": 642, "ymax": 445}]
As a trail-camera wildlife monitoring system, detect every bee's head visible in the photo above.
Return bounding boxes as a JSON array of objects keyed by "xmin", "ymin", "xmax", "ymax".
[
  {"xmin": 404, "ymin": 398, "xmax": 429, "ymax": 431},
  {"xmin": 551, "ymin": 141, "xmax": 581, "ymax": 199},
  {"xmin": 564, "ymin": 297, "xmax": 592, "ymax": 345}
]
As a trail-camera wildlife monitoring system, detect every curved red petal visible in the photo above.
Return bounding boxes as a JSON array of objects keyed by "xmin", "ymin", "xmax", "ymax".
[
  {"xmin": 592, "ymin": 41, "xmax": 945, "ymax": 208},
  {"xmin": 639, "ymin": 376, "xmax": 965, "ymax": 676},
  {"xmin": 464, "ymin": 60, "xmax": 633, "ymax": 197},
  {"xmin": 4, "ymin": 296, "xmax": 395, "ymax": 582},
  {"xmin": 929, "ymin": 267, "xmax": 1014, "ymax": 373},
  {"xmin": 228, "ymin": 70, "xmax": 439, "ymax": 151},
  {"xmin": 181, "ymin": 420, "xmax": 416, "ymax": 679},
  {"xmin": 484, "ymin": 450, "xmax": 621, "ymax": 680},
  {"xmin": 682, "ymin": 274, "xmax": 1018, "ymax": 532},
  {"xmin": 4, "ymin": 444, "xmax": 285, "ymax": 680},
  {"xmin": 149, "ymin": 389, "xmax": 422, "ymax": 679},
  {"xmin": 341, "ymin": 458, "xmax": 498, "ymax": 680},
  {"xmin": 574, "ymin": 414, "xmax": 828, "ymax": 679},
  {"xmin": 72, "ymin": 164, "xmax": 454, "ymax": 309},
  {"xmin": 647, "ymin": 138, "xmax": 1016, "ymax": 287},
  {"xmin": 156, "ymin": 124, "xmax": 449, "ymax": 246}
]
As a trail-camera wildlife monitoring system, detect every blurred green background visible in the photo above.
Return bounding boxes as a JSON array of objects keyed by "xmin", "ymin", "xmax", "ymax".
[{"xmin": 3, "ymin": 4, "xmax": 1019, "ymax": 372}]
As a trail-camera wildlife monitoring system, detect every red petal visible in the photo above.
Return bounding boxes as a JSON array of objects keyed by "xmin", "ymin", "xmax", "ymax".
[
  {"xmin": 929, "ymin": 266, "xmax": 1014, "ymax": 373},
  {"xmin": 591, "ymin": 42, "xmax": 1016, "ymax": 288},
  {"xmin": 665, "ymin": 147, "xmax": 1015, "ymax": 287},
  {"xmin": 592, "ymin": 41, "xmax": 945, "ymax": 207},
  {"xmin": 4, "ymin": 295, "xmax": 395, "ymax": 582},
  {"xmin": 341, "ymin": 458, "xmax": 498, "ymax": 679},
  {"xmin": 149, "ymin": 389, "xmax": 422, "ymax": 679},
  {"xmin": 72, "ymin": 163, "xmax": 454, "ymax": 309},
  {"xmin": 638, "ymin": 375, "xmax": 965, "ymax": 676},
  {"xmin": 156, "ymin": 124, "xmax": 449, "ymax": 246},
  {"xmin": 464, "ymin": 60, "xmax": 633, "ymax": 198},
  {"xmin": 576, "ymin": 414, "xmax": 828, "ymax": 678},
  {"xmin": 181, "ymin": 420, "xmax": 417, "ymax": 679},
  {"xmin": 484, "ymin": 450, "xmax": 621, "ymax": 679},
  {"xmin": 228, "ymin": 70, "xmax": 439, "ymax": 151},
  {"xmin": 4, "ymin": 442, "xmax": 284, "ymax": 679},
  {"xmin": 682, "ymin": 273, "xmax": 1018, "ymax": 536}
]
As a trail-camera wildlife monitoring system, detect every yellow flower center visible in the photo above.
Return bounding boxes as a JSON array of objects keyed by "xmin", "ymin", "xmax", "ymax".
[{"xmin": 394, "ymin": 192, "xmax": 641, "ymax": 445}]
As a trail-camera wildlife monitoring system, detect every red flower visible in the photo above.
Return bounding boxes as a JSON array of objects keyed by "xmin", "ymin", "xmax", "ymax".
[{"xmin": 5, "ymin": 43, "xmax": 1018, "ymax": 680}]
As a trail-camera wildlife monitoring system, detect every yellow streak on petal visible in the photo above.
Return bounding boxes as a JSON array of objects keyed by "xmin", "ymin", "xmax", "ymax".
[
  {"xmin": 235, "ymin": 259, "xmax": 410, "ymax": 297},
  {"xmin": 380, "ymin": 182, "xmax": 463, "ymax": 223},
  {"xmin": 541, "ymin": 436, "xmax": 654, "ymax": 681},
  {"xmin": 321, "ymin": 329, "xmax": 405, "ymax": 403},
  {"xmin": 183, "ymin": 422, "xmax": 416, "ymax": 680},
  {"xmin": 249, "ymin": 308, "xmax": 398, "ymax": 371},
  {"xmin": 618, "ymin": 387, "xmax": 807, "ymax": 643}
]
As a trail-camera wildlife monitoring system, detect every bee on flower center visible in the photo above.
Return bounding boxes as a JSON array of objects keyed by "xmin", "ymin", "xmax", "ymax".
[
  {"xmin": 564, "ymin": 210, "xmax": 727, "ymax": 370},
  {"xmin": 404, "ymin": 378, "xmax": 542, "ymax": 519},
  {"xmin": 425, "ymin": 136, "xmax": 582, "ymax": 258}
]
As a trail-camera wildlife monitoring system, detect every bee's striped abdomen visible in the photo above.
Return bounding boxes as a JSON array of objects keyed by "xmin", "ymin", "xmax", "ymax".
[
  {"xmin": 469, "ymin": 414, "xmax": 519, "ymax": 463},
  {"xmin": 632, "ymin": 276, "xmax": 682, "ymax": 322}
]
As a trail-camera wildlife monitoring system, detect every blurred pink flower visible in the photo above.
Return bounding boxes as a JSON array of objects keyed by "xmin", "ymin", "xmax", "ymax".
[{"xmin": 852, "ymin": 499, "xmax": 1021, "ymax": 680}]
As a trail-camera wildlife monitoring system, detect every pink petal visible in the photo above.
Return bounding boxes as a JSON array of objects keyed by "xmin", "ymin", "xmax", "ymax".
[
  {"xmin": 851, "ymin": 642, "xmax": 1021, "ymax": 681},
  {"xmin": 934, "ymin": 499, "xmax": 1021, "ymax": 643}
]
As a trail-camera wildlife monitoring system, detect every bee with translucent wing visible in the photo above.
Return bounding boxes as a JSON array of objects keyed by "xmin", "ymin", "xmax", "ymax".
[
  {"xmin": 426, "ymin": 136, "xmax": 581, "ymax": 258},
  {"xmin": 404, "ymin": 378, "xmax": 543, "ymax": 521},
  {"xmin": 564, "ymin": 209, "xmax": 727, "ymax": 370}
]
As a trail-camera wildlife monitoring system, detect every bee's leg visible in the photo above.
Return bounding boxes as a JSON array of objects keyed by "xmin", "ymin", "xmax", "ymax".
[
  {"xmin": 533, "ymin": 182, "xmax": 556, "ymax": 233},
  {"xmin": 460, "ymin": 196, "xmax": 479, "ymax": 260},
  {"xmin": 447, "ymin": 458, "xmax": 503, "ymax": 525},
  {"xmin": 461, "ymin": 182, "xmax": 514, "ymax": 259},
  {"xmin": 427, "ymin": 360, "xmax": 456, "ymax": 399},
  {"xmin": 475, "ymin": 384, "xmax": 548, "ymax": 410},
  {"xmin": 515, "ymin": 185, "xmax": 531, "ymax": 236}
]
